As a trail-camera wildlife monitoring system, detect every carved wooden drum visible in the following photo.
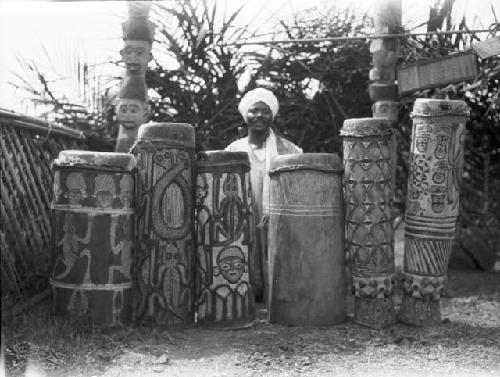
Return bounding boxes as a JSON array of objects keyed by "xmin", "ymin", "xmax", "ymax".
[
  {"xmin": 131, "ymin": 122, "xmax": 196, "ymax": 324},
  {"xmin": 267, "ymin": 153, "xmax": 345, "ymax": 326},
  {"xmin": 195, "ymin": 151, "xmax": 255, "ymax": 324},
  {"xmin": 400, "ymin": 99, "xmax": 468, "ymax": 326},
  {"xmin": 51, "ymin": 151, "xmax": 136, "ymax": 326},
  {"xmin": 341, "ymin": 118, "xmax": 395, "ymax": 328}
]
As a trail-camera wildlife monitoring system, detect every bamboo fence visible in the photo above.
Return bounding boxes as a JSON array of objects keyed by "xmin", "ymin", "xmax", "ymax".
[{"xmin": 0, "ymin": 109, "xmax": 88, "ymax": 308}]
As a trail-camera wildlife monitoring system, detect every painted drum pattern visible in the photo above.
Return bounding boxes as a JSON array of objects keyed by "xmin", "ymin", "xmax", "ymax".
[
  {"xmin": 341, "ymin": 118, "xmax": 395, "ymax": 329},
  {"xmin": 399, "ymin": 99, "xmax": 468, "ymax": 326},
  {"xmin": 131, "ymin": 123, "xmax": 196, "ymax": 324},
  {"xmin": 195, "ymin": 151, "xmax": 255, "ymax": 325},
  {"xmin": 267, "ymin": 153, "xmax": 346, "ymax": 326},
  {"xmin": 51, "ymin": 151, "xmax": 136, "ymax": 326}
]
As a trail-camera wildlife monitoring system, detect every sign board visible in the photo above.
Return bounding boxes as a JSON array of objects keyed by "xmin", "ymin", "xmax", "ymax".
[
  {"xmin": 472, "ymin": 37, "xmax": 500, "ymax": 59},
  {"xmin": 397, "ymin": 51, "xmax": 478, "ymax": 95}
]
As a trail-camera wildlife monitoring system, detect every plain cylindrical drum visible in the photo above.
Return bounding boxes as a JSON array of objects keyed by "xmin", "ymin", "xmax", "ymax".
[
  {"xmin": 195, "ymin": 151, "xmax": 255, "ymax": 325},
  {"xmin": 131, "ymin": 122, "xmax": 195, "ymax": 324},
  {"xmin": 341, "ymin": 118, "xmax": 395, "ymax": 329},
  {"xmin": 399, "ymin": 99, "xmax": 468, "ymax": 326},
  {"xmin": 267, "ymin": 153, "xmax": 345, "ymax": 326},
  {"xmin": 51, "ymin": 151, "xmax": 136, "ymax": 326}
]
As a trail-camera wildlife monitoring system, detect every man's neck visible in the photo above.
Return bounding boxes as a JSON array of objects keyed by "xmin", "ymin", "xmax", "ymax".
[{"xmin": 248, "ymin": 129, "xmax": 270, "ymax": 149}]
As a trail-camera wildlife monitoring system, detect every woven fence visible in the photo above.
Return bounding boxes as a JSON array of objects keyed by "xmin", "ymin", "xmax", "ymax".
[{"xmin": 0, "ymin": 109, "xmax": 89, "ymax": 308}]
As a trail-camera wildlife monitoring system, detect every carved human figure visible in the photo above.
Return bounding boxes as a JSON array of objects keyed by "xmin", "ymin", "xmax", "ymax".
[
  {"xmin": 115, "ymin": 76, "xmax": 150, "ymax": 153},
  {"xmin": 108, "ymin": 216, "xmax": 133, "ymax": 283},
  {"xmin": 94, "ymin": 174, "xmax": 116, "ymax": 208},
  {"xmin": 53, "ymin": 212, "xmax": 93, "ymax": 281},
  {"xmin": 66, "ymin": 172, "xmax": 86, "ymax": 205},
  {"xmin": 120, "ymin": 17, "xmax": 154, "ymax": 76},
  {"xmin": 119, "ymin": 175, "xmax": 134, "ymax": 209}
]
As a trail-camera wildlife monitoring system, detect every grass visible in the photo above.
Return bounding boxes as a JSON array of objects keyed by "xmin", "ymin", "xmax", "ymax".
[{"xmin": 1, "ymin": 269, "xmax": 500, "ymax": 377}]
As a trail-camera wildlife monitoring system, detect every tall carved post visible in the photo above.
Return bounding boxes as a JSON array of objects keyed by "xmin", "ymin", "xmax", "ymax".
[
  {"xmin": 131, "ymin": 123, "xmax": 196, "ymax": 324},
  {"xmin": 116, "ymin": 2, "xmax": 155, "ymax": 152},
  {"xmin": 195, "ymin": 151, "xmax": 255, "ymax": 325},
  {"xmin": 399, "ymin": 99, "xmax": 468, "ymax": 326},
  {"xmin": 368, "ymin": 0, "xmax": 401, "ymax": 106},
  {"xmin": 341, "ymin": 118, "xmax": 395, "ymax": 328},
  {"xmin": 51, "ymin": 151, "xmax": 136, "ymax": 326},
  {"xmin": 369, "ymin": 0, "xmax": 401, "ymax": 193},
  {"xmin": 267, "ymin": 154, "xmax": 346, "ymax": 326}
]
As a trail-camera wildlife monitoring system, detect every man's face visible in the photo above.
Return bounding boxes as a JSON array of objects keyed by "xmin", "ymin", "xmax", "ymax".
[
  {"xmin": 120, "ymin": 39, "xmax": 152, "ymax": 76},
  {"xmin": 117, "ymin": 98, "xmax": 148, "ymax": 129},
  {"xmin": 246, "ymin": 101, "xmax": 273, "ymax": 134}
]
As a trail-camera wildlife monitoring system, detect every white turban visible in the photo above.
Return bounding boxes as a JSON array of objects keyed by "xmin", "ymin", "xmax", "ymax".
[{"xmin": 238, "ymin": 88, "xmax": 279, "ymax": 122}]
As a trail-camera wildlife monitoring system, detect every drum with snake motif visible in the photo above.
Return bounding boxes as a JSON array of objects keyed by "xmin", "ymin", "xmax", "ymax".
[
  {"xmin": 267, "ymin": 153, "xmax": 345, "ymax": 326},
  {"xmin": 399, "ymin": 99, "xmax": 468, "ymax": 326},
  {"xmin": 195, "ymin": 151, "xmax": 255, "ymax": 325},
  {"xmin": 131, "ymin": 122, "xmax": 195, "ymax": 324},
  {"xmin": 51, "ymin": 151, "xmax": 136, "ymax": 326}
]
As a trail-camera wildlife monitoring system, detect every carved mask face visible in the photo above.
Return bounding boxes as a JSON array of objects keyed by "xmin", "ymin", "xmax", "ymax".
[
  {"xmin": 432, "ymin": 163, "xmax": 448, "ymax": 184},
  {"xmin": 120, "ymin": 190, "xmax": 132, "ymax": 208},
  {"xmin": 117, "ymin": 98, "xmax": 149, "ymax": 129},
  {"xmin": 214, "ymin": 247, "xmax": 247, "ymax": 284},
  {"xmin": 429, "ymin": 186, "xmax": 446, "ymax": 213},
  {"xmin": 434, "ymin": 134, "xmax": 449, "ymax": 160},
  {"xmin": 96, "ymin": 191, "xmax": 113, "ymax": 208},
  {"xmin": 415, "ymin": 133, "xmax": 430, "ymax": 153},
  {"xmin": 217, "ymin": 256, "xmax": 246, "ymax": 284},
  {"xmin": 68, "ymin": 189, "xmax": 83, "ymax": 205},
  {"xmin": 120, "ymin": 39, "xmax": 152, "ymax": 76}
]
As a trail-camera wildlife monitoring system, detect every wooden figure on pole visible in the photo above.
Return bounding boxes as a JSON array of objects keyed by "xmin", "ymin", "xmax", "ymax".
[
  {"xmin": 115, "ymin": 76, "xmax": 150, "ymax": 153},
  {"xmin": 116, "ymin": 2, "xmax": 155, "ymax": 153}
]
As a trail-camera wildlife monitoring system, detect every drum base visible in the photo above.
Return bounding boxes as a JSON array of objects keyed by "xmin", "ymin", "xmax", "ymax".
[
  {"xmin": 398, "ymin": 296, "xmax": 441, "ymax": 326},
  {"xmin": 354, "ymin": 297, "xmax": 395, "ymax": 329}
]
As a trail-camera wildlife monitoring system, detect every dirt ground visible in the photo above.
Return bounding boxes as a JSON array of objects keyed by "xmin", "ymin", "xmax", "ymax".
[{"xmin": 2, "ymin": 269, "xmax": 500, "ymax": 377}]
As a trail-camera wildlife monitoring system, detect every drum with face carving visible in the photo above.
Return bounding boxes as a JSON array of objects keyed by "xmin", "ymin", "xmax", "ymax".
[
  {"xmin": 195, "ymin": 151, "xmax": 255, "ymax": 325},
  {"xmin": 51, "ymin": 151, "xmax": 136, "ymax": 327}
]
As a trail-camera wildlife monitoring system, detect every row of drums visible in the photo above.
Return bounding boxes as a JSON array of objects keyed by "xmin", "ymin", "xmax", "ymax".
[{"xmin": 50, "ymin": 122, "xmax": 347, "ymax": 327}]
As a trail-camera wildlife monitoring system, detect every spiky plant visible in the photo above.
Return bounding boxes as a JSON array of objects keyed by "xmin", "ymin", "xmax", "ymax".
[{"xmin": 147, "ymin": 0, "xmax": 260, "ymax": 150}]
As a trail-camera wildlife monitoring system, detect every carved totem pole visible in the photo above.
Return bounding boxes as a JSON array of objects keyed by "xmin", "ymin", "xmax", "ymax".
[
  {"xmin": 369, "ymin": 0, "xmax": 401, "ymax": 192},
  {"xmin": 195, "ymin": 151, "xmax": 255, "ymax": 325},
  {"xmin": 131, "ymin": 123, "xmax": 196, "ymax": 324},
  {"xmin": 341, "ymin": 118, "xmax": 395, "ymax": 328},
  {"xmin": 115, "ymin": 2, "xmax": 155, "ymax": 152},
  {"xmin": 51, "ymin": 151, "xmax": 136, "ymax": 326},
  {"xmin": 399, "ymin": 99, "xmax": 468, "ymax": 326},
  {"xmin": 116, "ymin": 76, "xmax": 150, "ymax": 153}
]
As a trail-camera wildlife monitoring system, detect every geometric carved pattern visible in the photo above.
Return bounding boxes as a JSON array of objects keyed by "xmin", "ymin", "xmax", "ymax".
[
  {"xmin": 404, "ymin": 236, "xmax": 452, "ymax": 276},
  {"xmin": 342, "ymin": 118, "xmax": 395, "ymax": 329}
]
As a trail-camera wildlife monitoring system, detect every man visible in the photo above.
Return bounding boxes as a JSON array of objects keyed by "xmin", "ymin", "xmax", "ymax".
[{"xmin": 225, "ymin": 87, "xmax": 302, "ymax": 302}]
